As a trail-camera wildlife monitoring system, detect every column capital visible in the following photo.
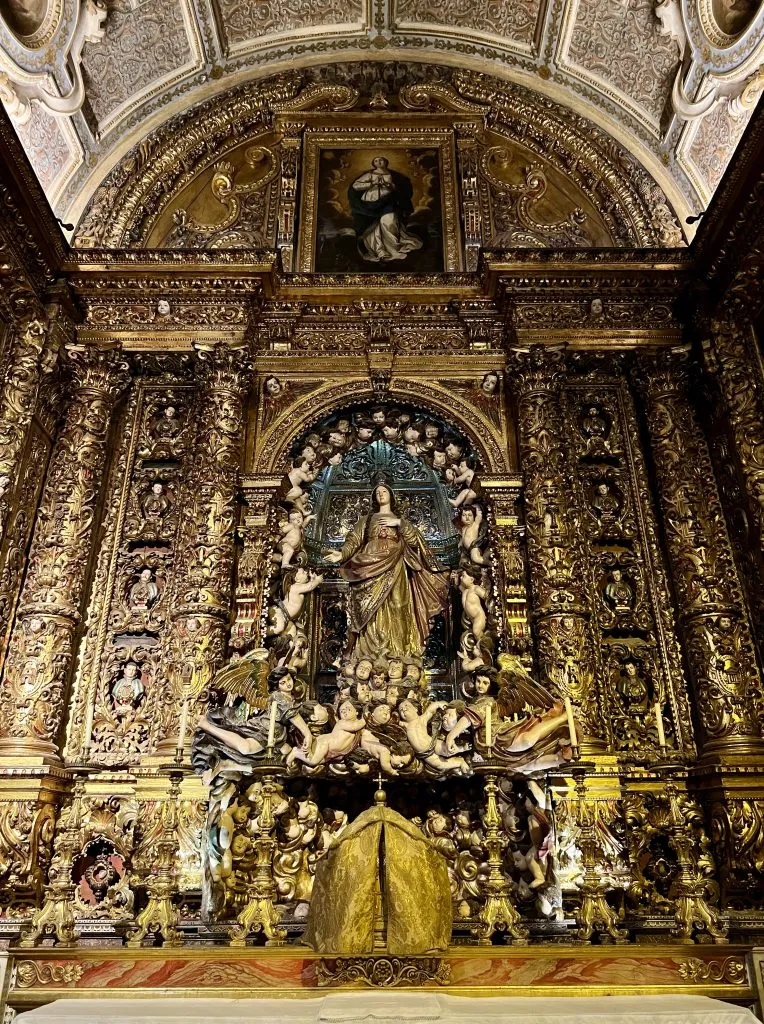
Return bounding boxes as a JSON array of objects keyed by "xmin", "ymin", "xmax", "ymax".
[
  {"xmin": 193, "ymin": 342, "xmax": 252, "ymax": 393},
  {"xmin": 506, "ymin": 344, "xmax": 568, "ymax": 397},
  {"xmin": 631, "ymin": 347, "xmax": 692, "ymax": 402},
  {"xmin": 63, "ymin": 343, "xmax": 131, "ymax": 402}
]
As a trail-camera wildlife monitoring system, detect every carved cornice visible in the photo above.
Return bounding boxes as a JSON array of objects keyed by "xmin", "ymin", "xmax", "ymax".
[
  {"xmin": 692, "ymin": 101, "xmax": 764, "ymax": 306},
  {"xmin": 0, "ymin": 107, "xmax": 67, "ymax": 298}
]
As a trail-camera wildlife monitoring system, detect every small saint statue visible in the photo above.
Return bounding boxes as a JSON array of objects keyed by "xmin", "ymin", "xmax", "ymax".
[
  {"xmin": 111, "ymin": 662, "xmax": 145, "ymax": 716},
  {"xmin": 153, "ymin": 405, "xmax": 181, "ymax": 440},
  {"xmin": 581, "ymin": 405, "xmax": 611, "ymax": 454},
  {"xmin": 128, "ymin": 568, "xmax": 159, "ymax": 611},
  {"xmin": 603, "ymin": 569, "xmax": 635, "ymax": 614},
  {"xmin": 142, "ymin": 482, "xmax": 170, "ymax": 522}
]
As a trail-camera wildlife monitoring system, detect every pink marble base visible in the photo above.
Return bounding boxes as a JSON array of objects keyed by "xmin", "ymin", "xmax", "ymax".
[{"xmin": 7, "ymin": 945, "xmax": 752, "ymax": 1007}]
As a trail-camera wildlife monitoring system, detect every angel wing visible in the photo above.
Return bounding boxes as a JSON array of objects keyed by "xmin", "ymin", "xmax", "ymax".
[
  {"xmin": 211, "ymin": 648, "xmax": 270, "ymax": 710},
  {"xmin": 496, "ymin": 652, "xmax": 557, "ymax": 717}
]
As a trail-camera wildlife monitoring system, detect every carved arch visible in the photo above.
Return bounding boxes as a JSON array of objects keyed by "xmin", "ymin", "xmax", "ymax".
[
  {"xmin": 72, "ymin": 66, "xmax": 682, "ymax": 249},
  {"xmin": 251, "ymin": 377, "xmax": 512, "ymax": 475}
]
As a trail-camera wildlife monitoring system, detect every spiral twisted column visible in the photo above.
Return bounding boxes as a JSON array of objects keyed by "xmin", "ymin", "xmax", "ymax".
[
  {"xmin": 633, "ymin": 350, "xmax": 763, "ymax": 759},
  {"xmin": 509, "ymin": 345, "xmax": 605, "ymax": 750},
  {"xmin": 156, "ymin": 343, "xmax": 250, "ymax": 757},
  {"xmin": 0, "ymin": 345, "xmax": 129, "ymax": 763}
]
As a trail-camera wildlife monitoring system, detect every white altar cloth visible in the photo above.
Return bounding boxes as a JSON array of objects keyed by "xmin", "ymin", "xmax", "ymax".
[{"xmin": 13, "ymin": 993, "xmax": 759, "ymax": 1024}]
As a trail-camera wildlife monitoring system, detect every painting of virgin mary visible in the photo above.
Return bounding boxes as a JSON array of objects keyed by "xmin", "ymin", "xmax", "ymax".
[
  {"xmin": 348, "ymin": 157, "xmax": 423, "ymax": 264},
  {"xmin": 314, "ymin": 147, "xmax": 443, "ymax": 273}
]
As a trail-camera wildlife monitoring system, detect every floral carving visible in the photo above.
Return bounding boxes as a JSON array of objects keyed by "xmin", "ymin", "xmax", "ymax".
[
  {"xmin": 81, "ymin": 0, "xmax": 193, "ymax": 126},
  {"xmin": 567, "ymin": 0, "xmax": 680, "ymax": 124},
  {"xmin": 634, "ymin": 352, "xmax": 762, "ymax": 749},
  {"xmin": 216, "ymin": 0, "xmax": 362, "ymax": 47},
  {"xmin": 688, "ymin": 104, "xmax": 754, "ymax": 196},
  {"xmin": 395, "ymin": 0, "xmax": 540, "ymax": 46},
  {"xmin": 0, "ymin": 346, "xmax": 129, "ymax": 755}
]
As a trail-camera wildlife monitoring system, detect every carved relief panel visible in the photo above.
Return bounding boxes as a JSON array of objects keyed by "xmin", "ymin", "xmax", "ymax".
[
  {"xmin": 565, "ymin": 374, "xmax": 694, "ymax": 757},
  {"xmin": 66, "ymin": 380, "xmax": 196, "ymax": 763}
]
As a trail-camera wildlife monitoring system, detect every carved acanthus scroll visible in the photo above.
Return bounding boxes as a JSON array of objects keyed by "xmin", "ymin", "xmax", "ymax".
[
  {"xmin": 158, "ymin": 343, "xmax": 250, "ymax": 753},
  {"xmin": 0, "ymin": 345, "xmax": 129, "ymax": 760},
  {"xmin": 634, "ymin": 351, "xmax": 763, "ymax": 753},
  {"xmin": 509, "ymin": 346, "xmax": 603, "ymax": 746}
]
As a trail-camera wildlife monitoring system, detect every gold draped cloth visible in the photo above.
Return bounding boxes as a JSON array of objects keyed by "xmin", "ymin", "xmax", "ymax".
[
  {"xmin": 303, "ymin": 805, "xmax": 452, "ymax": 955},
  {"xmin": 340, "ymin": 513, "xmax": 448, "ymax": 660}
]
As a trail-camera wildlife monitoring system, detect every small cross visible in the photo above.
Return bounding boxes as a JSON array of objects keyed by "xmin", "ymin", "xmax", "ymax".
[{"xmin": 375, "ymin": 771, "xmax": 385, "ymax": 790}]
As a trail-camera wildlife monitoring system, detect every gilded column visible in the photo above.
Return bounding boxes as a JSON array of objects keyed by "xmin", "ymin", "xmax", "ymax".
[
  {"xmin": 156, "ymin": 342, "xmax": 249, "ymax": 756},
  {"xmin": 634, "ymin": 351, "xmax": 762, "ymax": 758},
  {"xmin": 0, "ymin": 344, "xmax": 129, "ymax": 763},
  {"xmin": 510, "ymin": 346, "xmax": 604, "ymax": 748},
  {"xmin": 0, "ymin": 318, "xmax": 56, "ymax": 546},
  {"xmin": 705, "ymin": 304, "xmax": 764, "ymax": 544}
]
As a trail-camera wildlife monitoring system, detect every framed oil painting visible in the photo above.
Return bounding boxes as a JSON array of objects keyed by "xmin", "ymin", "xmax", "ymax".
[{"xmin": 297, "ymin": 128, "xmax": 462, "ymax": 273}]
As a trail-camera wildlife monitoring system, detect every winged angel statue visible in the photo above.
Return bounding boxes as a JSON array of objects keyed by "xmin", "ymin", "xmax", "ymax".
[{"xmin": 192, "ymin": 648, "xmax": 577, "ymax": 784}]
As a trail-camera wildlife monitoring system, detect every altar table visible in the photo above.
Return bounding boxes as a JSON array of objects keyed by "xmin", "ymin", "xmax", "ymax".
[{"xmin": 12, "ymin": 993, "xmax": 760, "ymax": 1024}]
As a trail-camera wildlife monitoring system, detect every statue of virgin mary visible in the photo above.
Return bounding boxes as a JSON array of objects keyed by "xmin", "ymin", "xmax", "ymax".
[{"xmin": 325, "ymin": 480, "xmax": 448, "ymax": 662}]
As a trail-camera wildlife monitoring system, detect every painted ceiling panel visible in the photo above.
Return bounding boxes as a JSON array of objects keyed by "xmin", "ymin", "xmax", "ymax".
[{"xmin": 1, "ymin": 0, "xmax": 762, "ymax": 232}]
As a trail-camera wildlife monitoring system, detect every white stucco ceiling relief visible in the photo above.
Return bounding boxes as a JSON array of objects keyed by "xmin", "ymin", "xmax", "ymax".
[{"xmin": 1, "ymin": 0, "xmax": 761, "ymax": 229}]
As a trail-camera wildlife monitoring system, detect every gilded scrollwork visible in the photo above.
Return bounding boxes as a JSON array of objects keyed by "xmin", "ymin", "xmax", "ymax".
[
  {"xmin": 0, "ymin": 318, "xmax": 54, "ymax": 546},
  {"xmin": 158, "ymin": 343, "xmax": 250, "ymax": 752},
  {"xmin": 0, "ymin": 345, "xmax": 129, "ymax": 757},
  {"xmin": 0, "ymin": 797, "xmax": 55, "ymax": 908},
  {"xmin": 509, "ymin": 346, "xmax": 603, "ymax": 744},
  {"xmin": 633, "ymin": 351, "xmax": 762, "ymax": 751},
  {"xmin": 566, "ymin": 378, "xmax": 694, "ymax": 757}
]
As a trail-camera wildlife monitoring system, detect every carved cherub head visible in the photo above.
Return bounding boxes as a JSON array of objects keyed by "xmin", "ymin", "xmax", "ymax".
[
  {"xmin": 481, "ymin": 371, "xmax": 499, "ymax": 394},
  {"xmin": 268, "ymin": 667, "xmax": 296, "ymax": 694},
  {"xmin": 265, "ymin": 375, "xmax": 283, "ymax": 396},
  {"xmin": 387, "ymin": 658, "xmax": 404, "ymax": 681},
  {"xmin": 398, "ymin": 699, "xmax": 420, "ymax": 722},
  {"xmin": 351, "ymin": 680, "xmax": 371, "ymax": 704},
  {"xmin": 468, "ymin": 666, "xmax": 498, "ymax": 698},
  {"xmin": 370, "ymin": 702, "xmax": 391, "ymax": 726},
  {"xmin": 338, "ymin": 698, "xmax": 362, "ymax": 721},
  {"xmin": 355, "ymin": 658, "xmax": 373, "ymax": 681}
]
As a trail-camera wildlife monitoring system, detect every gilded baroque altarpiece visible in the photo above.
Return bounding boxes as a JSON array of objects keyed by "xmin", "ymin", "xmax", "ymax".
[{"xmin": 0, "ymin": 79, "xmax": 763, "ymax": 1016}]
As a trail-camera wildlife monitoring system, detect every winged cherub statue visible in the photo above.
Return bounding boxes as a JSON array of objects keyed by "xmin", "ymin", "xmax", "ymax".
[{"xmin": 445, "ymin": 653, "xmax": 578, "ymax": 773}]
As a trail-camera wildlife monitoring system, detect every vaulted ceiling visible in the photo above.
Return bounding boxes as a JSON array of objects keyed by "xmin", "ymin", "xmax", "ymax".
[{"xmin": 1, "ymin": 0, "xmax": 762, "ymax": 241}]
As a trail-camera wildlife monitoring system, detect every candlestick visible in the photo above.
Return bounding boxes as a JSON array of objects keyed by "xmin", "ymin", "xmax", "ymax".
[
  {"xmin": 485, "ymin": 703, "xmax": 492, "ymax": 750},
  {"xmin": 177, "ymin": 697, "xmax": 189, "ymax": 753},
  {"xmin": 654, "ymin": 700, "xmax": 666, "ymax": 748},
  {"xmin": 267, "ymin": 698, "xmax": 278, "ymax": 750},
  {"xmin": 564, "ymin": 695, "xmax": 577, "ymax": 750}
]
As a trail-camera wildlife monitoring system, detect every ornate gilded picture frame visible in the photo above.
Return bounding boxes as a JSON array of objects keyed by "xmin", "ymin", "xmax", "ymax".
[{"xmin": 297, "ymin": 126, "xmax": 463, "ymax": 273}]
